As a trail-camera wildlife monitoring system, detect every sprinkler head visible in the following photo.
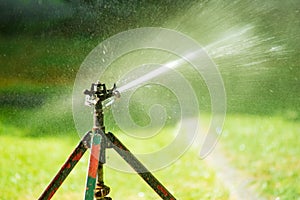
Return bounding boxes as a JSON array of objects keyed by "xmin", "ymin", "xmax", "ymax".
[{"xmin": 84, "ymin": 81, "xmax": 120, "ymax": 107}]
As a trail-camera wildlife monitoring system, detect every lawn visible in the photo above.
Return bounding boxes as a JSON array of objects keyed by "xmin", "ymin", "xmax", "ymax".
[
  {"xmin": 1, "ymin": 114, "xmax": 299, "ymax": 199},
  {"xmin": 0, "ymin": 124, "xmax": 229, "ymax": 200},
  {"xmin": 220, "ymin": 115, "xmax": 300, "ymax": 199}
]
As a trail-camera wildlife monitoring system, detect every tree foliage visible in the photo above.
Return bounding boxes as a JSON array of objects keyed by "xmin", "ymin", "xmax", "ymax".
[{"xmin": 0, "ymin": 0, "xmax": 196, "ymax": 37}]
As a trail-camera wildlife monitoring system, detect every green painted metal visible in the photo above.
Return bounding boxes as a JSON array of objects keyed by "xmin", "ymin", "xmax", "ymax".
[{"xmin": 84, "ymin": 131, "xmax": 102, "ymax": 200}]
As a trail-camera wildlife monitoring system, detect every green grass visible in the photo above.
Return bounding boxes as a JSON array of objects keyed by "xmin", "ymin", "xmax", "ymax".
[
  {"xmin": 1, "ymin": 114, "xmax": 299, "ymax": 199},
  {"xmin": 220, "ymin": 114, "xmax": 300, "ymax": 199},
  {"xmin": 0, "ymin": 125, "xmax": 228, "ymax": 200}
]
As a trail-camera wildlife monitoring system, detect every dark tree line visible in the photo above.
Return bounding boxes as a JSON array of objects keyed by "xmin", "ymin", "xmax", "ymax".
[{"xmin": 0, "ymin": 0, "xmax": 197, "ymax": 37}]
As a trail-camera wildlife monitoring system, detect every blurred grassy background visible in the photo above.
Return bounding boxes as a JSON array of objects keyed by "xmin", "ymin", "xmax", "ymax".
[
  {"xmin": 0, "ymin": 0, "xmax": 299, "ymax": 199},
  {"xmin": 0, "ymin": 129, "xmax": 229, "ymax": 200}
]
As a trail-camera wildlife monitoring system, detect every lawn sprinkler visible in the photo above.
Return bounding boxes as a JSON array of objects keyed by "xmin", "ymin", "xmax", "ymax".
[{"xmin": 38, "ymin": 81, "xmax": 176, "ymax": 200}]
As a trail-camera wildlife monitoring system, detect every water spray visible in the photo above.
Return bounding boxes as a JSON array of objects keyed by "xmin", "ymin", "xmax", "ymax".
[{"xmin": 117, "ymin": 49, "xmax": 201, "ymax": 93}]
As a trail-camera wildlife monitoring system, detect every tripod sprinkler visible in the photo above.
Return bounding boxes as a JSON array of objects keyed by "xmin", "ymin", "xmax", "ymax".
[
  {"xmin": 39, "ymin": 81, "xmax": 176, "ymax": 200},
  {"xmin": 83, "ymin": 81, "xmax": 120, "ymax": 200}
]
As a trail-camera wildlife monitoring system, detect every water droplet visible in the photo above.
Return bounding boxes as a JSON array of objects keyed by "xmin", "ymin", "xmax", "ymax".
[
  {"xmin": 10, "ymin": 173, "xmax": 21, "ymax": 183},
  {"xmin": 269, "ymin": 46, "xmax": 283, "ymax": 52},
  {"xmin": 138, "ymin": 192, "xmax": 145, "ymax": 197},
  {"xmin": 239, "ymin": 144, "xmax": 246, "ymax": 151},
  {"xmin": 262, "ymin": 182, "xmax": 268, "ymax": 189},
  {"xmin": 216, "ymin": 127, "xmax": 222, "ymax": 135}
]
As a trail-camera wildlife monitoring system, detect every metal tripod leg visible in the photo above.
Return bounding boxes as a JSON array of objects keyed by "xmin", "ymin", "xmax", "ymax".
[
  {"xmin": 94, "ymin": 163, "xmax": 111, "ymax": 200},
  {"xmin": 84, "ymin": 129, "xmax": 101, "ymax": 199},
  {"xmin": 106, "ymin": 132, "xmax": 176, "ymax": 200},
  {"xmin": 94, "ymin": 130, "xmax": 111, "ymax": 200},
  {"xmin": 84, "ymin": 129, "xmax": 111, "ymax": 200},
  {"xmin": 38, "ymin": 131, "xmax": 91, "ymax": 200}
]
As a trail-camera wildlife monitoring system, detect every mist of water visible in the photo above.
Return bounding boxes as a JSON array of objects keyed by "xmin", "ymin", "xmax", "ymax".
[
  {"xmin": 4, "ymin": 0, "xmax": 298, "ymax": 137},
  {"xmin": 165, "ymin": 0, "xmax": 299, "ymax": 115},
  {"xmin": 117, "ymin": 49, "xmax": 202, "ymax": 93}
]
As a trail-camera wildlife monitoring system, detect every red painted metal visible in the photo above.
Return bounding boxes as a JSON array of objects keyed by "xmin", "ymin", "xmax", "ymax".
[
  {"xmin": 84, "ymin": 131, "xmax": 101, "ymax": 200},
  {"xmin": 38, "ymin": 132, "xmax": 91, "ymax": 200}
]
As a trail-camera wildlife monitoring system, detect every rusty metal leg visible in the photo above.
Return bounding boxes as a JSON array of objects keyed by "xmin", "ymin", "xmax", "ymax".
[
  {"xmin": 94, "ymin": 164, "xmax": 111, "ymax": 200},
  {"xmin": 106, "ymin": 132, "xmax": 176, "ymax": 200},
  {"xmin": 38, "ymin": 132, "xmax": 91, "ymax": 200},
  {"xmin": 94, "ymin": 130, "xmax": 111, "ymax": 200}
]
